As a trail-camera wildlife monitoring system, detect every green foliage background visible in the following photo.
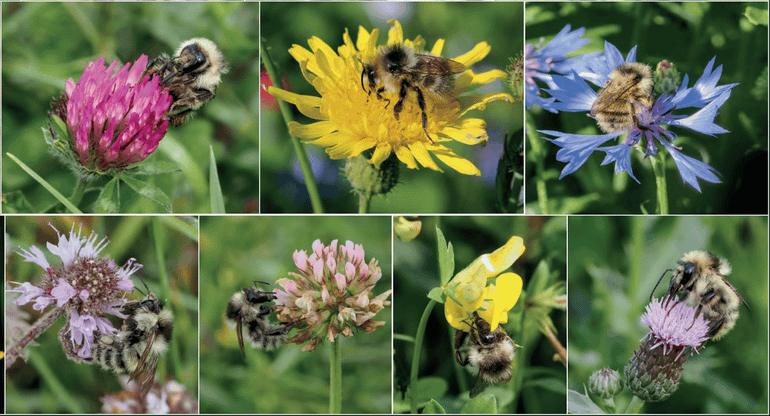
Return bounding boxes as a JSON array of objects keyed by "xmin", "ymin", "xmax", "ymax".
[
  {"xmin": 261, "ymin": 2, "xmax": 523, "ymax": 213},
  {"xmin": 198, "ymin": 216, "xmax": 392, "ymax": 413},
  {"xmin": 526, "ymin": 2, "xmax": 768, "ymax": 214},
  {"xmin": 5, "ymin": 216, "xmax": 198, "ymax": 414},
  {"xmin": 2, "ymin": 2, "xmax": 259, "ymax": 214},
  {"xmin": 393, "ymin": 216, "xmax": 566, "ymax": 413},
  {"xmin": 568, "ymin": 216, "xmax": 768, "ymax": 413}
]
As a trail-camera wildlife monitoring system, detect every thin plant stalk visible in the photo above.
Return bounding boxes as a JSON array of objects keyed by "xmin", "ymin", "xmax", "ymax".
[
  {"xmin": 5, "ymin": 307, "xmax": 66, "ymax": 369},
  {"xmin": 650, "ymin": 152, "xmax": 669, "ymax": 214},
  {"xmin": 410, "ymin": 299, "xmax": 436, "ymax": 414},
  {"xmin": 526, "ymin": 120, "xmax": 549, "ymax": 214},
  {"xmin": 329, "ymin": 339, "xmax": 342, "ymax": 413},
  {"xmin": 260, "ymin": 37, "xmax": 325, "ymax": 213}
]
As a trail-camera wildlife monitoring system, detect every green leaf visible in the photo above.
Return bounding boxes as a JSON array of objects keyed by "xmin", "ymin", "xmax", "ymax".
[
  {"xmin": 413, "ymin": 377, "xmax": 448, "ymax": 402},
  {"xmin": 427, "ymin": 287, "xmax": 445, "ymax": 304},
  {"xmin": 461, "ymin": 393, "xmax": 497, "ymax": 414},
  {"xmin": 567, "ymin": 389, "xmax": 605, "ymax": 414},
  {"xmin": 745, "ymin": 6, "xmax": 769, "ymax": 26},
  {"xmin": 94, "ymin": 177, "xmax": 120, "ymax": 213},
  {"xmin": 119, "ymin": 174, "xmax": 172, "ymax": 212},
  {"xmin": 2, "ymin": 190, "xmax": 35, "ymax": 213},
  {"xmin": 422, "ymin": 399, "xmax": 446, "ymax": 414},
  {"xmin": 436, "ymin": 226, "xmax": 455, "ymax": 286},
  {"xmin": 209, "ymin": 146, "xmax": 226, "ymax": 213},
  {"xmin": 6, "ymin": 153, "xmax": 83, "ymax": 214}
]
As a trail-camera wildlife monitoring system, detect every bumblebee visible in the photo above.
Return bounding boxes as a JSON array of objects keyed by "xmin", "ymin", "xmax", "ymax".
[
  {"xmin": 360, "ymin": 44, "xmax": 466, "ymax": 142},
  {"xmin": 226, "ymin": 282, "xmax": 293, "ymax": 356},
  {"xmin": 87, "ymin": 292, "xmax": 173, "ymax": 395},
  {"xmin": 454, "ymin": 312, "xmax": 516, "ymax": 397},
  {"xmin": 590, "ymin": 62, "xmax": 653, "ymax": 133},
  {"xmin": 142, "ymin": 37, "xmax": 229, "ymax": 127},
  {"xmin": 651, "ymin": 250, "xmax": 749, "ymax": 340}
]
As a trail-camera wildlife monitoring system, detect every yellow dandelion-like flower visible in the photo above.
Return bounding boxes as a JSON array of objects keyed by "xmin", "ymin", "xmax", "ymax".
[
  {"xmin": 444, "ymin": 236, "xmax": 525, "ymax": 331},
  {"xmin": 266, "ymin": 20, "xmax": 513, "ymax": 176}
]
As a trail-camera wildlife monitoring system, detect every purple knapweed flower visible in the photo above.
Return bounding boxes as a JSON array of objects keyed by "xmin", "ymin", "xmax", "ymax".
[
  {"xmin": 273, "ymin": 239, "xmax": 391, "ymax": 352},
  {"xmin": 7, "ymin": 223, "xmax": 139, "ymax": 358},
  {"xmin": 539, "ymin": 41, "xmax": 737, "ymax": 192},
  {"xmin": 525, "ymin": 24, "xmax": 596, "ymax": 113},
  {"xmin": 47, "ymin": 55, "xmax": 173, "ymax": 178},
  {"xmin": 625, "ymin": 296, "xmax": 710, "ymax": 402}
]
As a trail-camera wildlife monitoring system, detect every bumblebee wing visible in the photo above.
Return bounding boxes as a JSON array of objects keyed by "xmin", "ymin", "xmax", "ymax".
[
  {"xmin": 414, "ymin": 54, "xmax": 466, "ymax": 75},
  {"xmin": 130, "ymin": 330, "xmax": 160, "ymax": 396},
  {"xmin": 590, "ymin": 80, "xmax": 639, "ymax": 115},
  {"xmin": 722, "ymin": 277, "xmax": 751, "ymax": 311},
  {"xmin": 469, "ymin": 376, "xmax": 492, "ymax": 398},
  {"xmin": 236, "ymin": 317, "xmax": 246, "ymax": 357}
]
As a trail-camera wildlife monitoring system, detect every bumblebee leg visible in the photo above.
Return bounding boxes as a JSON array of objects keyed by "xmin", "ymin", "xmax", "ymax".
[
  {"xmin": 413, "ymin": 86, "xmax": 434, "ymax": 143},
  {"xmin": 267, "ymin": 322, "xmax": 295, "ymax": 337},
  {"xmin": 454, "ymin": 330, "xmax": 469, "ymax": 366},
  {"xmin": 375, "ymin": 87, "xmax": 390, "ymax": 109},
  {"xmin": 393, "ymin": 79, "xmax": 409, "ymax": 120}
]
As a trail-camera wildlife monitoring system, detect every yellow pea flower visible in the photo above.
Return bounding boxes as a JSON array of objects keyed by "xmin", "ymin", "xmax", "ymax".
[{"xmin": 444, "ymin": 236, "xmax": 525, "ymax": 331}]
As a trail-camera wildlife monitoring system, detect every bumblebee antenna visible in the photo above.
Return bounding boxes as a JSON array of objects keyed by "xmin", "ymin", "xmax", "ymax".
[
  {"xmin": 650, "ymin": 269, "xmax": 673, "ymax": 303},
  {"xmin": 252, "ymin": 280, "xmax": 271, "ymax": 287}
]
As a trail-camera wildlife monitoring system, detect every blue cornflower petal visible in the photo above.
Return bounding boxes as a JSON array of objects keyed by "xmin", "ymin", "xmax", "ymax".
[
  {"xmin": 672, "ymin": 57, "xmax": 739, "ymax": 109},
  {"xmin": 540, "ymin": 130, "xmax": 621, "ymax": 178},
  {"xmin": 658, "ymin": 139, "xmax": 721, "ymax": 192},
  {"xmin": 538, "ymin": 24, "xmax": 592, "ymax": 69},
  {"xmin": 599, "ymin": 144, "xmax": 640, "ymax": 183},
  {"xmin": 546, "ymin": 71, "xmax": 597, "ymax": 112},
  {"xmin": 671, "ymin": 91, "xmax": 731, "ymax": 136}
]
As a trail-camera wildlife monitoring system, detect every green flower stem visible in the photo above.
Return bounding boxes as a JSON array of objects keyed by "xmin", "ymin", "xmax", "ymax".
[
  {"xmin": 358, "ymin": 192, "xmax": 372, "ymax": 214},
  {"xmin": 650, "ymin": 152, "xmax": 669, "ymax": 214},
  {"xmin": 410, "ymin": 299, "xmax": 436, "ymax": 414},
  {"xmin": 626, "ymin": 395, "xmax": 645, "ymax": 413},
  {"xmin": 6, "ymin": 153, "xmax": 83, "ymax": 214},
  {"xmin": 69, "ymin": 176, "xmax": 88, "ymax": 207},
  {"xmin": 260, "ymin": 38, "xmax": 325, "ymax": 213},
  {"xmin": 329, "ymin": 338, "xmax": 342, "ymax": 414},
  {"xmin": 526, "ymin": 120, "xmax": 549, "ymax": 214}
]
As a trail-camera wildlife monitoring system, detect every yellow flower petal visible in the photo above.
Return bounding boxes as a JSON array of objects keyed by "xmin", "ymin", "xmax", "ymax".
[
  {"xmin": 369, "ymin": 143, "xmax": 392, "ymax": 169},
  {"xmin": 430, "ymin": 146, "xmax": 481, "ymax": 176},
  {"xmin": 431, "ymin": 39, "xmax": 445, "ymax": 56},
  {"xmin": 394, "ymin": 145, "xmax": 419, "ymax": 170},
  {"xmin": 386, "ymin": 20, "xmax": 404, "ymax": 45},
  {"xmin": 408, "ymin": 142, "xmax": 443, "ymax": 171},
  {"xmin": 453, "ymin": 42, "xmax": 491, "ymax": 67},
  {"xmin": 288, "ymin": 120, "xmax": 338, "ymax": 139},
  {"xmin": 440, "ymin": 125, "xmax": 488, "ymax": 146},
  {"xmin": 477, "ymin": 273, "xmax": 523, "ymax": 330},
  {"xmin": 479, "ymin": 236, "xmax": 525, "ymax": 278},
  {"xmin": 459, "ymin": 92, "xmax": 514, "ymax": 117}
]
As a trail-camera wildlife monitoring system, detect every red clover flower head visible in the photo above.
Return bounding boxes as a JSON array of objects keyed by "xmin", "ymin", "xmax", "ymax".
[
  {"xmin": 8, "ymin": 223, "xmax": 140, "ymax": 358},
  {"xmin": 625, "ymin": 295, "xmax": 710, "ymax": 402},
  {"xmin": 273, "ymin": 239, "xmax": 391, "ymax": 352},
  {"xmin": 47, "ymin": 55, "xmax": 173, "ymax": 178}
]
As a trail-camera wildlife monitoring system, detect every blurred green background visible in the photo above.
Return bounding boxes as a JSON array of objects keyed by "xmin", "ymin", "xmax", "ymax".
[
  {"xmin": 199, "ymin": 216, "xmax": 392, "ymax": 413},
  {"xmin": 393, "ymin": 216, "xmax": 566, "ymax": 413},
  {"xmin": 5, "ymin": 216, "xmax": 198, "ymax": 413},
  {"xmin": 525, "ymin": 2, "xmax": 768, "ymax": 214},
  {"xmin": 2, "ymin": 2, "xmax": 259, "ymax": 214},
  {"xmin": 568, "ymin": 216, "xmax": 768, "ymax": 413},
  {"xmin": 261, "ymin": 2, "xmax": 523, "ymax": 213}
]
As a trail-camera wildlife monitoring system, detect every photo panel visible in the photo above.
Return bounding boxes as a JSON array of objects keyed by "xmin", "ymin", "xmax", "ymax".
[
  {"xmin": 525, "ymin": 1, "xmax": 768, "ymax": 214},
  {"xmin": 2, "ymin": 2, "xmax": 258, "ymax": 214},
  {"xmin": 393, "ymin": 215, "xmax": 566, "ymax": 413},
  {"xmin": 567, "ymin": 215, "xmax": 768, "ymax": 413},
  {"xmin": 5, "ymin": 216, "xmax": 199, "ymax": 413},
  {"xmin": 199, "ymin": 215, "xmax": 392, "ymax": 413},
  {"xmin": 261, "ymin": 1, "xmax": 523, "ymax": 213}
]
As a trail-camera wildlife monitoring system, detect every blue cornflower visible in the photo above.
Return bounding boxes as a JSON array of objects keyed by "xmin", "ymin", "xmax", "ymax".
[
  {"xmin": 539, "ymin": 41, "xmax": 737, "ymax": 192},
  {"xmin": 525, "ymin": 24, "xmax": 595, "ymax": 113}
]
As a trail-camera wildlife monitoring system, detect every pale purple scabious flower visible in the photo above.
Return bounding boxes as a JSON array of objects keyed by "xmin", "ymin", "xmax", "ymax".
[
  {"xmin": 48, "ymin": 55, "xmax": 173, "ymax": 178},
  {"xmin": 525, "ymin": 24, "xmax": 595, "ymax": 113},
  {"xmin": 273, "ymin": 239, "xmax": 391, "ymax": 352},
  {"xmin": 539, "ymin": 41, "xmax": 737, "ymax": 192},
  {"xmin": 625, "ymin": 295, "xmax": 710, "ymax": 402},
  {"xmin": 7, "ymin": 223, "xmax": 139, "ymax": 358}
]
